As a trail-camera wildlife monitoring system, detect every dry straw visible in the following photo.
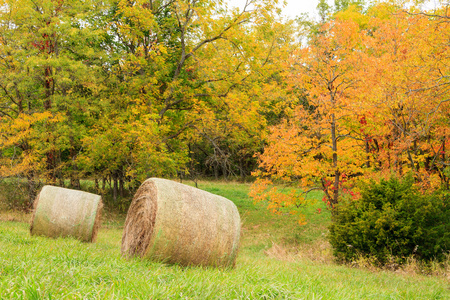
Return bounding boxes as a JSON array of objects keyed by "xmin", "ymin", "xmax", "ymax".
[
  {"xmin": 30, "ymin": 185, "xmax": 103, "ymax": 242},
  {"xmin": 122, "ymin": 178, "xmax": 241, "ymax": 268}
]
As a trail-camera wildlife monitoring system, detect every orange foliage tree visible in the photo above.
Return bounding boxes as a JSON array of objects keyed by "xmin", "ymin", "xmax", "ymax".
[
  {"xmin": 251, "ymin": 2, "xmax": 450, "ymax": 219},
  {"xmin": 353, "ymin": 3, "xmax": 450, "ymax": 188},
  {"xmin": 251, "ymin": 16, "xmax": 366, "ymax": 217}
]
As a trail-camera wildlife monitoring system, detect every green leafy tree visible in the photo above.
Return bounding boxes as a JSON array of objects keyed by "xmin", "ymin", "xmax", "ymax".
[{"xmin": 0, "ymin": 0, "xmax": 107, "ymax": 202}]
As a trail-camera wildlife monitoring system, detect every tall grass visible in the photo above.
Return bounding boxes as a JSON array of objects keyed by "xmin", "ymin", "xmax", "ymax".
[{"xmin": 1, "ymin": 180, "xmax": 448, "ymax": 299}]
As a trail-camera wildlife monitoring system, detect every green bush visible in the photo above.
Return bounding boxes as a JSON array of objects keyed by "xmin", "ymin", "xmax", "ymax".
[{"xmin": 329, "ymin": 174, "xmax": 449, "ymax": 265}]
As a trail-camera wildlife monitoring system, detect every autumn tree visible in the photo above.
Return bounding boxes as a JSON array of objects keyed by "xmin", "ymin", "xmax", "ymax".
[
  {"xmin": 80, "ymin": 0, "xmax": 297, "ymax": 192},
  {"xmin": 251, "ymin": 16, "xmax": 367, "ymax": 218},
  {"xmin": 251, "ymin": 1, "xmax": 450, "ymax": 221},
  {"xmin": 355, "ymin": 3, "xmax": 450, "ymax": 188},
  {"xmin": 0, "ymin": 0, "xmax": 298, "ymax": 207},
  {"xmin": 0, "ymin": 0, "xmax": 108, "ymax": 203},
  {"xmin": 187, "ymin": 3, "xmax": 298, "ymax": 180}
]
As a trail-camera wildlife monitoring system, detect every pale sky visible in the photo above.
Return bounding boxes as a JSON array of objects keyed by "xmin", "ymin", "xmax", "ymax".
[
  {"xmin": 226, "ymin": 0, "xmax": 441, "ymax": 20},
  {"xmin": 227, "ymin": 0, "xmax": 325, "ymax": 20}
]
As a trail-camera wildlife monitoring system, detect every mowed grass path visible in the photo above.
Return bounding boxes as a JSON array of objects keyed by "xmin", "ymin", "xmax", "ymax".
[{"xmin": 0, "ymin": 181, "xmax": 448, "ymax": 299}]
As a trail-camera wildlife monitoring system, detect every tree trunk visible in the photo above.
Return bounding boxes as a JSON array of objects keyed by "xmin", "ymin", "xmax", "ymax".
[
  {"xmin": 331, "ymin": 113, "xmax": 340, "ymax": 208},
  {"xmin": 239, "ymin": 158, "xmax": 245, "ymax": 180},
  {"xmin": 214, "ymin": 164, "xmax": 219, "ymax": 180},
  {"xmin": 222, "ymin": 161, "xmax": 228, "ymax": 181},
  {"xmin": 365, "ymin": 139, "xmax": 370, "ymax": 168},
  {"xmin": 113, "ymin": 174, "xmax": 118, "ymax": 203},
  {"xmin": 69, "ymin": 136, "xmax": 80, "ymax": 189},
  {"xmin": 95, "ymin": 178, "xmax": 99, "ymax": 193},
  {"xmin": 442, "ymin": 136, "xmax": 448, "ymax": 189},
  {"xmin": 119, "ymin": 174, "xmax": 125, "ymax": 197}
]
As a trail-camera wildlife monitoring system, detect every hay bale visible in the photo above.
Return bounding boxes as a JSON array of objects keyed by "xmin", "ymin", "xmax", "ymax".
[
  {"xmin": 121, "ymin": 178, "xmax": 241, "ymax": 268},
  {"xmin": 30, "ymin": 185, "xmax": 103, "ymax": 242}
]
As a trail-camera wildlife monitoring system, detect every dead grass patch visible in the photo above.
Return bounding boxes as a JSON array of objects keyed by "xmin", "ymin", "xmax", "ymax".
[
  {"xmin": 0, "ymin": 210, "xmax": 32, "ymax": 223},
  {"xmin": 264, "ymin": 239, "xmax": 334, "ymax": 264},
  {"xmin": 348, "ymin": 254, "xmax": 450, "ymax": 280}
]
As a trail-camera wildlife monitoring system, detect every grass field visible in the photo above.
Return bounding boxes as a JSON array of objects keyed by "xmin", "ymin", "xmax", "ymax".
[{"xmin": 0, "ymin": 180, "xmax": 448, "ymax": 299}]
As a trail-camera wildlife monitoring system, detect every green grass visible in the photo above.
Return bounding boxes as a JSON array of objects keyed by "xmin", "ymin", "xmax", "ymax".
[{"xmin": 1, "ymin": 181, "xmax": 448, "ymax": 299}]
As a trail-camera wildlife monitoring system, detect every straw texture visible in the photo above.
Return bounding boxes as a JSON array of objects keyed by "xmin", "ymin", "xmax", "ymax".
[
  {"xmin": 122, "ymin": 178, "xmax": 241, "ymax": 268},
  {"xmin": 30, "ymin": 185, "xmax": 103, "ymax": 242}
]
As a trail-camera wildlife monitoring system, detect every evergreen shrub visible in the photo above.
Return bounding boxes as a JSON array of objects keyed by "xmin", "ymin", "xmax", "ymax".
[{"xmin": 329, "ymin": 174, "xmax": 449, "ymax": 265}]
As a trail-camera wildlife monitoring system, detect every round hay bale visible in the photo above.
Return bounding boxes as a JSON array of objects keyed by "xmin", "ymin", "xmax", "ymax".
[
  {"xmin": 30, "ymin": 185, "xmax": 103, "ymax": 242},
  {"xmin": 121, "ymin": 178, "xmax": 241, "ymax": 268}
]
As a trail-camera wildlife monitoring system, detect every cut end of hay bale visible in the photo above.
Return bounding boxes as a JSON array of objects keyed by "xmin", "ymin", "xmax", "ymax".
[
  {"xmin": 121, "ymin": 180, "xmax": 158, "ymax": 257},
  {"xmin": 30, "ymin": 185, "xmax": 103, "ymax": 243},
  {"xmin": 121, "ymin": 178, "xmax": 241, "ymax": 268}
]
